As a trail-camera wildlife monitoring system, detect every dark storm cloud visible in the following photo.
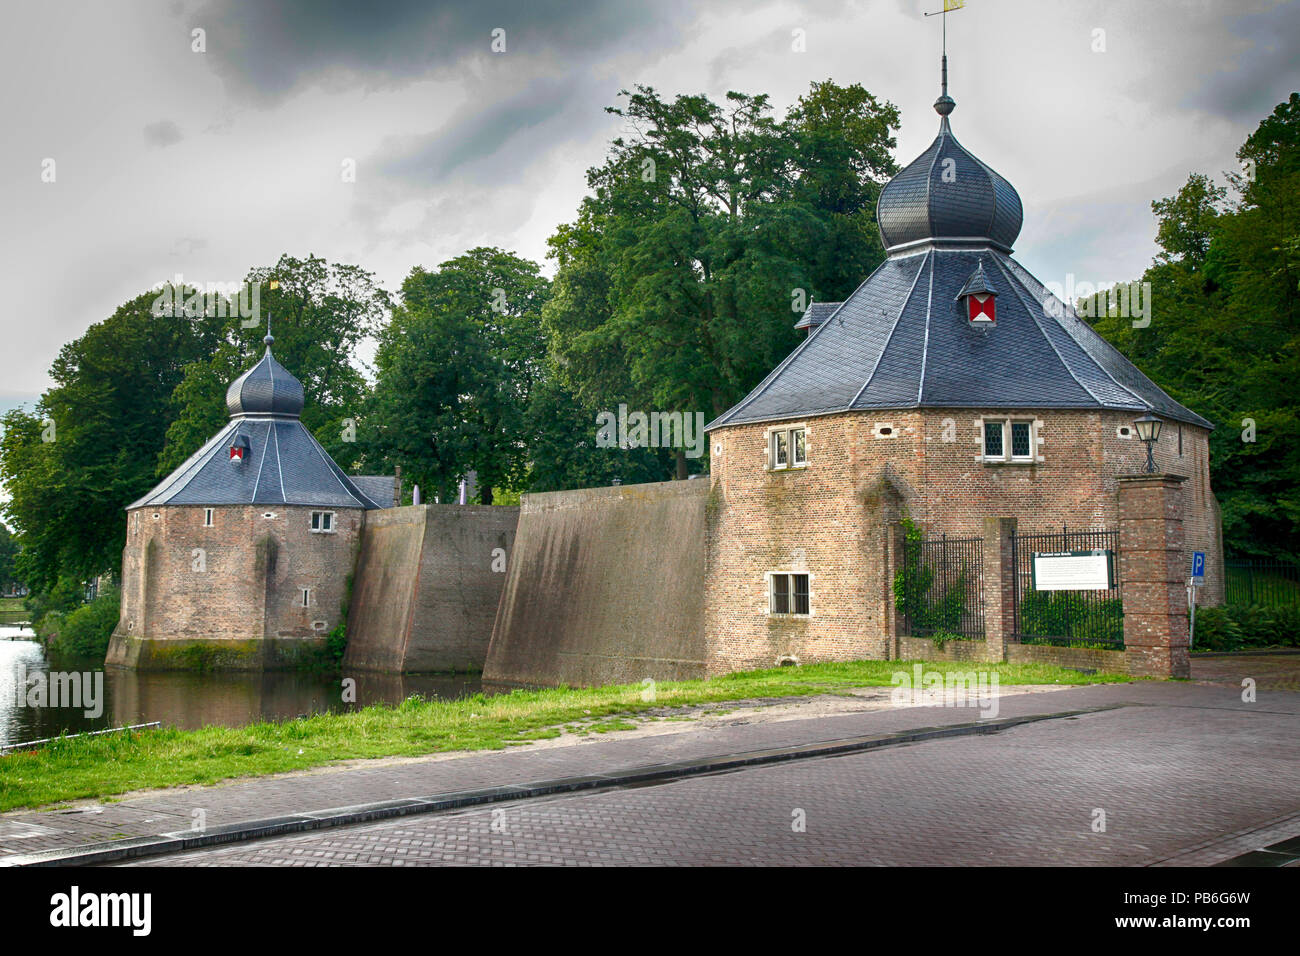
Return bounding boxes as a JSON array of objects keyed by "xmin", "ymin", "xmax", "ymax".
[
  {"xmin": 373, "ymin": 73, "xmax": 593, "ymax": 184},
  {"xmin": 193, "ymin": 0, "xmax": 698, "ymax": 104},
  {"xmin": 1181, "ymin": 1, "xmax": 1300, "ymax": 122},
  {"xmin": 143, "ymin": 119, "xmax": 183, "ymax": 147}
]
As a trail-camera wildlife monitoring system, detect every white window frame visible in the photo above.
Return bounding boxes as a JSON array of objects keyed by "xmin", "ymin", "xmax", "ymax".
[
  {"xmin": 768, "ymin": 425, "xmax": 808, "ymax": 470},
  {"xmin": 767, "ymin": 571, "xmax": 812, "ymax": 616},
  {"xmin": 203, "ymin": 508, "xmax": 214, "ymax": 527},
  {"xmin": 301, "ymin": 587, "xmax": 311, "ymax": 608},
  {"xmin": 981, "ymin": 418, "xmax": 1036, "ymax": 463},
  {"xmin": 310, "ymin": 511, "xmax": 336, "ymax": 534}
]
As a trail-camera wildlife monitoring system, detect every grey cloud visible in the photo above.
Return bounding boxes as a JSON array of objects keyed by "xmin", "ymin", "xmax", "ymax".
[
  {"xmin": 1180, "ymin": 1, "xmax": 1300, "ymax": 122},
  {"xmin": 193, "ymin": 0, "xmax": 700, "ymax": 105},
  {"xmin": 143, "ymin": 119, "xmax": 183, "ymax": 147},
  {"xmin": 373, "ymin": 74, "xmax": 594, "ymax": 185}
]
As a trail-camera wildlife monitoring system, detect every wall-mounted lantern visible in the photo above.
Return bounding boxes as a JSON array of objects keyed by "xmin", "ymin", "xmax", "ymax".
[{"xmin": 1133, "ymin": 411, "xmax": 1163, "ymax": 473}]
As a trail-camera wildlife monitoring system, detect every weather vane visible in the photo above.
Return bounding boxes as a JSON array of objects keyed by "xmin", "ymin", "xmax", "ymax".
[{"xmin": 923, "ymin": 0, "xmax": 965, "ymax": 105}]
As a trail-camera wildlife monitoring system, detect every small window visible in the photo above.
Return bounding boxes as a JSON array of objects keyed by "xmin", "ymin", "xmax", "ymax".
[
  {"xmin": 310, "ymin": 511, "xmax": 335, "ymax": 533},
  {"xmin": 770, "ymin": 427, "xmax": 807, "ymax": 469},
  {"xmin": 983, "ymin": 420, "xmax": 1005, "ymax": 459},
  {"xmin": 301, "ymin": 588, "xmax": 311, "ymax": 607},
  {"xmin": 769, "ymin": 573, "xmax": 811, "ymax": 616},
  {"xmin": 1010, "ymin": 421, "xmax": 1032, "ymax": 459},
  {"xmin": 203, "ymin": 508, "xmax": 214, "ymax": 527}
]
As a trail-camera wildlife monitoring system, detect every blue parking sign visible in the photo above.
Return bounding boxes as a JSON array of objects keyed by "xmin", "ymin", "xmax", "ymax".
[{"xmin": 1191, "ymin": 551, "xmax": 1205, "ymax": 585}]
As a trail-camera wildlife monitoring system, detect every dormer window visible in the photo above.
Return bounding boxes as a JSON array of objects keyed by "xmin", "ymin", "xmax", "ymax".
[
  {"xmin": 229, "ymin": 434, "xmax": 250, "ymax": 465},
  {"xmin": 770, "ymin": 426, "xmax": 807, "ymax": 470},
  {"xmin": 957, "ymin": 262, "xmax": 998, "ymax": 325}
]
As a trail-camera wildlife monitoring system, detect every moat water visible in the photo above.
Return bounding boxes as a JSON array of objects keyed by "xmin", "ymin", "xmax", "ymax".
[{"xmin": 0, "ymin": 627, "xmax": 485, "ymax": 747}]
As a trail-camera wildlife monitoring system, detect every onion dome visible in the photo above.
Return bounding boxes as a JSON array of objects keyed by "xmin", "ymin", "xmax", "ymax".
[
  {"xmin": 876, "ymin": 94, "xmax": 1023, "ymax": 254},
  {"xmin": 225, "ymin": 333, "xmax": 305, "ymax": 419}
]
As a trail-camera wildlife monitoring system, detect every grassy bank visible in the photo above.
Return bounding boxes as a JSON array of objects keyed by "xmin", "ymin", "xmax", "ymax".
[{"xmin": 0, "ymin": 659, "xmax": 1131, "ymax": 812}]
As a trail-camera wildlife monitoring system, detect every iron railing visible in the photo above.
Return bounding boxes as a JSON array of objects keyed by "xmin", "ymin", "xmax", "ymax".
[
  {"xmin": 897, "ymin": 533, "xmax": 985, "ymax": 640},
  {"xmin": 1011, "ymin": 526, "xmax": 1123, "ymax": 648},
  {"xmin": 1224, "ymin": 557, "xmax": 1299, "ymax": 608}
]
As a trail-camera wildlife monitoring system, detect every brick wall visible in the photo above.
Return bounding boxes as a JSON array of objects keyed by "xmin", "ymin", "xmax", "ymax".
[
  {"xmin": 108, "ymin": 503, "xmax": 363, "ymax": 668},
  {"xmin": 344, "ymin": 504, "xmax": 518, "ymax": 673},
  {"xmin": 705, "ymin": 407, "xmax": 1222, "ymax": 675}
]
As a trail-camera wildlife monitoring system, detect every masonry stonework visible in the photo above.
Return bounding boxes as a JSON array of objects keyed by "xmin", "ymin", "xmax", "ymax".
[{"xmin": 108, "ymin": 504, "xmax": 363, "ymax": 669}]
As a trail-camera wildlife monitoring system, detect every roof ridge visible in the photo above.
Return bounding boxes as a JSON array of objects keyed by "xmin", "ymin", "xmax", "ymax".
[
  {"xmin": 705, "ymin": 255, "xmax": 899, "ymax": 430},
  {"xmin": 989, "ymin": 254, "xmax": 1109, "ymax": 406},
  {"xmin": 302, "ymin": 426, "xmax": 374, "ymax": 508},
  {"xmin": 916, "ymin": 251, "xmax": 935, "ymax": 404},
  {"xmin": 849, "ymin": 250, "xmax": 931, "ymax": 409},
  {"xmin": 995, "ymin": 253, "xmax": 1148, "ymax": 409}
]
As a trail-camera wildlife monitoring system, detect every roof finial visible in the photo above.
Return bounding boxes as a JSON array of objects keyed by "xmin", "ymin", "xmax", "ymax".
[{"xmin": 264, "ymin": 312, "xmax": 274, "ymax": 348}]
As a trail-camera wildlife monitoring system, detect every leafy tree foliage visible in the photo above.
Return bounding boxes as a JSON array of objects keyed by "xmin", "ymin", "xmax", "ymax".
[
  {"xmin": 0, "ymin": 293, "xmax": 220, "ymax": 590},
  {"xmin": 541, "ymin": 81, "xmax": 898, "ymax": 483},
  {"xmin": 159, "ymin": 255, "xmax": 390, "ymax": 475},
  {"xmin": 366, "ymin": 248, "xmax": 549, "ymax": 504},
  {"xmin": 1091, "ymin": 93, "xmax": 1300, "ymax": 558}
]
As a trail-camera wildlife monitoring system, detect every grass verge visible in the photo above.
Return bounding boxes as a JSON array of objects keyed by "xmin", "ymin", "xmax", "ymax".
[{"xmin": 0, "ymin": 659, "xmax": 1130, "ymax": 812}]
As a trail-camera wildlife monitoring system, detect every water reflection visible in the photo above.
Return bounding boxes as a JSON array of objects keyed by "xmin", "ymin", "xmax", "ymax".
[{"xmin": 0, "ymin": 631, "xmax": 485, "ymax": 747}]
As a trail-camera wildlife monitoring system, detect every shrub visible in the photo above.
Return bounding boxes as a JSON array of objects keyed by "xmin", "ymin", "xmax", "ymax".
[
  {"xmin": 1018, "ymin": 592, "xmax": 1124, "ymax": 646},
  {"xmin": 1194, "ymin": 603, "xmax": 1300, "ymax": 651},
  {"xmin": 45, "ymin": 587, "xmax": 120, "ymax": 658}
]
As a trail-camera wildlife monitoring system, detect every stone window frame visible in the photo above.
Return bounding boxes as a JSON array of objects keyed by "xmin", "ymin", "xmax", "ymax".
[
  {"xmin": 976, "ymin": 416, "xmax": 1042, "ymax": 465},
  {"xmin": 766, "ymin": 571, "xmax": 813, "ymax": 617},
  {"xmin": 766, "ymin": 422, "xmax": 809, "ymax": 471},
  {"xmin": 203, "ymin": 508, "xmax": 214, "ymax": 528},
  {"xmin": 301, "ymin": 587, "xmax": 311, "ymax": 608},
  {"xmin": 309, "ymin": 510, "xmax": 336, "ymax": 534}
]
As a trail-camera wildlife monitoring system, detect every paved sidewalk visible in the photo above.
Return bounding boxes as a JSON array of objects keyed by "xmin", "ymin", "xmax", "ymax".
[{"xmin": 1, "ymin": 679, "xmax": 1294, "ymax": 864}]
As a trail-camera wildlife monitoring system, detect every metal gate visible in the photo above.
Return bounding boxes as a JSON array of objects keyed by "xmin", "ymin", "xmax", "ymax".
[
  {"xmin": 897, "ymin": 533, "xmax": 985, "ymax": 640},
  {"xmin": 1011, "ymin": 527, "xmax": 1123, "ymax": 648}
]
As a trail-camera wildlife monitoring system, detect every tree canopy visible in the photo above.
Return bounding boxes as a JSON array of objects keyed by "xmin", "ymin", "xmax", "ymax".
[{"xmin": 1090, "ymin": 93, "xmax": 1300, "ymax": 558}]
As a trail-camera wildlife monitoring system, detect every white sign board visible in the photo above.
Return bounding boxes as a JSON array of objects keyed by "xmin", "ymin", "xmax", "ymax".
[{"xmin": 1032, "ymin": 551, "xmax": 1114, "ymax": 591}]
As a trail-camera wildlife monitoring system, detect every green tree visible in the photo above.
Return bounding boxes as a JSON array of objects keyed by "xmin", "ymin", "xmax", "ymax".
[
  {"xmin": 158, "ymin": 254, "xmax": 390, "ymax": 475},
  {"xmin": 542, "ymin": 81, "xmax": 899, "ymax": 481},
  {"xmin": 0, "ymin": 521, "xmax": 20, "ymax": 591},
  {"xmin": 0, "ymin": 292, "xmax": 220, "ymax": 591},
  {"xmin": 1092, "ymin": 93, "xmax": 1300, "ymax": 558},
  {"xmin": 367, "ymin": 248, "xmax": 550, "ymax": 504}
]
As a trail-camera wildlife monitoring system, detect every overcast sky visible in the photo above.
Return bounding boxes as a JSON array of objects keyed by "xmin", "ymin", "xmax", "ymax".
[{"xmin": 2, "ymin": 0, "xmax": 1297, "ymax": 412}]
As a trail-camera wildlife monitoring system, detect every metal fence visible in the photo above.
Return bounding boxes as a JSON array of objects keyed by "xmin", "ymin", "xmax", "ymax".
[
  {"xmin": 1225, "ymin": 557, "xmax": 1300, "ymax": 608},
  {"xmin": 1011, "ymin": 527, "xmax": 1124, "ymax": 648},
  {"xmin": 897, "ymin": 533, "xmax": 985, "ymax": 640}
]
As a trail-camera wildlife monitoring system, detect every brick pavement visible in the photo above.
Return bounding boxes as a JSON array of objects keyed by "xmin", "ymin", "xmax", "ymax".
[
  {"xmin": 124, "ymin": 694, "xmax": 1300, "ymax": 867},
  {"xmin": 2, "ymin": 676, "xmax": 1295, "ymax": 865}
]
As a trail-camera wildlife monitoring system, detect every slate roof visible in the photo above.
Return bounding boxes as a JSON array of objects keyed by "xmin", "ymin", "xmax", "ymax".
[
  {"xmin": 793, "ymin": 301, "xmax": 843, "ymax": 332},
  {"xmin": 129, "ymin": 345, "xmax": 384, "ymax": 510},
  {"xmin": 351, "ymin": 476, "xmax": 397, "ymax": 509},
  {"xmin": 877, "ymin": 115, "xmax": 1023, "ymax": 253},
  {"xmin": 226, "ymin": 348, "xmax": 305, "ymax": 418},
  {"xmin": 708, "ymin": 102, "xmax": 1213, "ymax": 433}
]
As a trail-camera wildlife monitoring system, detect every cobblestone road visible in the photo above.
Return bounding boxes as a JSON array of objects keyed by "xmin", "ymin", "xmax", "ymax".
[{"xmin": 124, "ymin": 685, "xmax": 1300, "ymax": 867}]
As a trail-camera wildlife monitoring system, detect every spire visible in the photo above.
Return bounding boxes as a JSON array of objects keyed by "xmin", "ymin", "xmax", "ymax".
[
  {"xmin": 925, "ymin": 1, "xmax": 962, "ymax": 117},
  {"xmin": 264, "ymin": 312, "xmax": 274, "ymax": 349},
  {"xmin": 935, "ymin": 53, "xmax": 955, "ymax": 117}
]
